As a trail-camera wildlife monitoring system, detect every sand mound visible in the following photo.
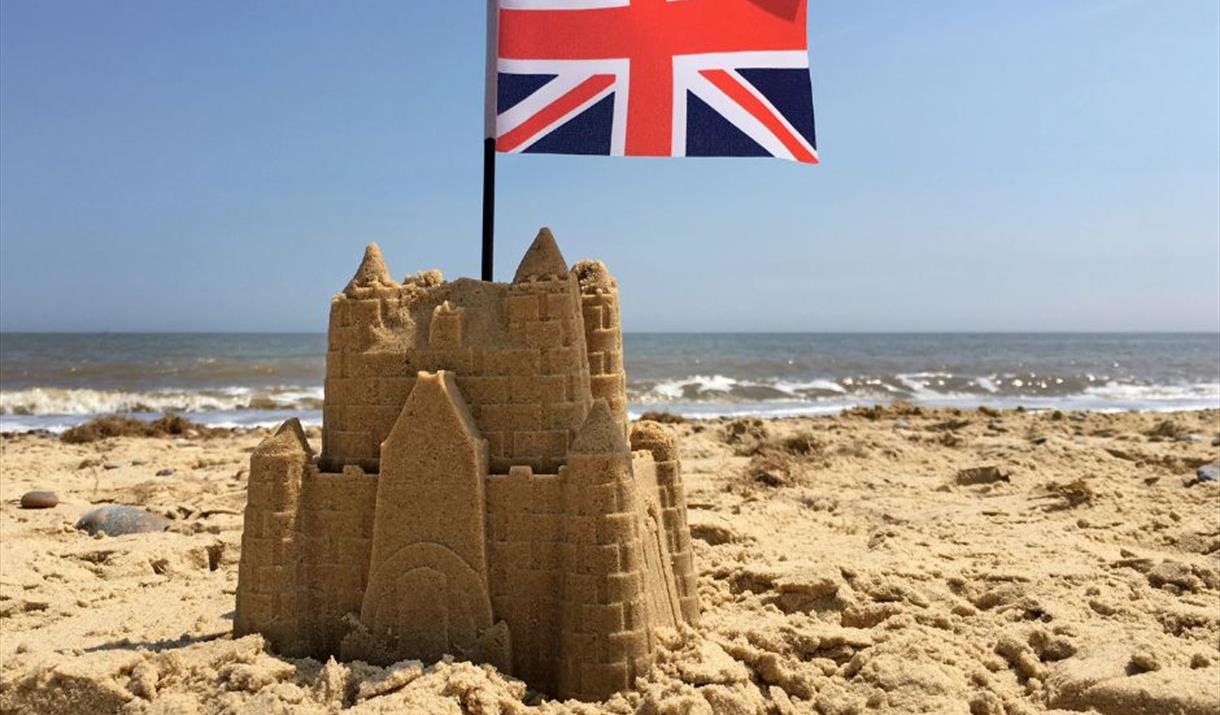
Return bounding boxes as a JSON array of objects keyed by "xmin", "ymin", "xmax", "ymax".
[{"xmin": 2, "ymin": 408, "xmax": 1217, "ymax": 713}]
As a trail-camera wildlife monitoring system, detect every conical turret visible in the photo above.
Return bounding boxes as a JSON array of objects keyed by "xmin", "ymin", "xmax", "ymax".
[
  {"xmin": 257, "ymin": 417, "xmax": 313, "ymax": 459},
  {"xmin": 570, "ymin": 399, "xmax": 627, "ymax": 455},
  {"xmin": 513, "ymin": 227, "xmax": 568, "ymax": 283},
  {"xmin": 344, "ymin": 243, "xmax": 396, "ymax": 296}
]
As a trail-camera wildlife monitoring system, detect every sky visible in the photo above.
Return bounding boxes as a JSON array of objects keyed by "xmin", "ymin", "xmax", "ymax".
[{"xmin": 1, "ymin": 0, "xmax": 1217, "ymax": 333}]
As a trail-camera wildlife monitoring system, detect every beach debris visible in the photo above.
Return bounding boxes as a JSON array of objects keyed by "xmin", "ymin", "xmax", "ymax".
[
  {"xmin": 931, "ymin": 418, "xmax": 972, "ymax": 432},
  {"xmin": 1036, "ymin": 478, "xmax": 1095, "ymax": 511},
  {"xmin": 638, "ymin": 410, "xmax": 686, "ymax": 424},
  {"xmin": 1145, "ymin": 419, "xmax": 1186, "ymax": 442},
  {"xmin": 156, "ymin": 468, "xmax": 175, "ymax": 477},
  {"xmin": 723, "ymin": 417, "xmax": 769, "ymax": 454},
  {"xmin": 955, "ymin": 465, "xmax": 1010, "ymax": 486},
  {"xmin": 1196, "ymin": 463, "xmax": 1219, "ymax": 483},
  {"xmin": 60, "ymin": 413, "xmax": 211, "ymax": 444},
  {"xmin": 75, "ymin": 505, "xmax": 170, "ymax": 537},
  {"xmin": 19, "ymin": 491, "xmax": 58, "ymax": 509}
]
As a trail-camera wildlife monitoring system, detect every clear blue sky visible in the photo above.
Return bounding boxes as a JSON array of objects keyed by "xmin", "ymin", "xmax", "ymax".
[{"xmin": 1, "ymin": 0, "xmax": 1217, "ymax": 332}]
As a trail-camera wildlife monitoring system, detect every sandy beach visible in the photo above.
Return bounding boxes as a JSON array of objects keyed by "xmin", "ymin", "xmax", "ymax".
[{"xmin": 2, "ymin": 406, "xmax": 1217, "ymax": 714}]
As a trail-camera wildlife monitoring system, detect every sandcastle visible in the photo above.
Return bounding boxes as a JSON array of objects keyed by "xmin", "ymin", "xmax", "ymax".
[{"xmin": 233, "ymin": 229, "xmax": 700, "ymax": 701}]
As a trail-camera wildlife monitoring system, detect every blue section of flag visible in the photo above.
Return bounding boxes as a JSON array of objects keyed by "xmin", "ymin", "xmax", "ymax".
[
  {"xmin": 497, "ymin": 73, "xmax": 557, "ymax": 113},
  {"xmin": 737, "ymin": 68, "xmax": 817, "ymax": 150},
  {"xmin": 685, "ymin": 91, "xmax": 768, "ymax": 158},
  {"xmin": 524, "ymin": 93, "xmax": 615, "ymax": 156}
]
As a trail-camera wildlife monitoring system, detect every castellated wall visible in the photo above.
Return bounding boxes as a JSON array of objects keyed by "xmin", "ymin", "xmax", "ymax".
[
  {"xmin": 234, "ymin": 420, "xmax": 378, "ymax": 657},
  {"xmin": 322, "ymin": 239, "xmax": 594, "ymax": 475},
  {"xmin": 631, "ymin": 422, "xmax": 701, "ymax": 624},
  {"xmin": 297, "ymin": 466, "xmax": 377, "ymax": 655}
]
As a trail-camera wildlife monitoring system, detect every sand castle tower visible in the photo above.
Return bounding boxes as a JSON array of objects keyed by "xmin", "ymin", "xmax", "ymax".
[{"xmin": 234, "ymin": 229, "xmax": 700, "ymax": 701}]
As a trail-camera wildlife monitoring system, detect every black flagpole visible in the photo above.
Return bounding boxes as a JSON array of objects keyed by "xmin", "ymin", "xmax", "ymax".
[
  {"xmin": 482, "ymin": 0, "xmax": 497, "ymax": 282},
  {"xmin": 481, "ymin": 139, "xmax": 495, "ymax": 282}
]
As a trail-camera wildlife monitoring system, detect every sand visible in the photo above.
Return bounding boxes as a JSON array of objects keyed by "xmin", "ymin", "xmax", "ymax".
[{"xmin": 1, "ymin": 406, "xmax": 1218, "ymax": 714}]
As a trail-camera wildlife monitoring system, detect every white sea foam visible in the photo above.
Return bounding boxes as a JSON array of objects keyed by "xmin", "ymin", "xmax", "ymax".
[
  {"xmin": 0, "ymin": 386, "xmax": 325, "ymax": 416},
  {"xmin": 774, "ymin": 378, "xmax": 847, "ymax": 394},
  {"xmin": 649, "ymin": 374, "xmax": 740, "ymax": 400}
]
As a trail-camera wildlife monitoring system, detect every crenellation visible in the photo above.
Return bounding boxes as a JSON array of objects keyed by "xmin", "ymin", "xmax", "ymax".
[{"xmin": 236, "ymin": 230, "xmax": 698, "ymax": 702}]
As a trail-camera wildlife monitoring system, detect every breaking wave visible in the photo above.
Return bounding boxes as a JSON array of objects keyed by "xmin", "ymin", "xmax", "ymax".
[
  {"xmin": 626, "ymin": 372, "xmax": 1220, "ymax": 416},
  {"xmin": 0, "ymin": 386, "xmax": 325, "ymax": 417}
]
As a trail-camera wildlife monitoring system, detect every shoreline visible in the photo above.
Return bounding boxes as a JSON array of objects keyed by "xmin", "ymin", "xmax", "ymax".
[{"xmin": 4, "ymin": 396, "xmax": 1220, "ymax": 435}]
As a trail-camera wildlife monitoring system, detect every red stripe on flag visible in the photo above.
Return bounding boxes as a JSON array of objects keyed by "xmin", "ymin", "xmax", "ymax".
[
  {"xmin": 496, "ymin": 74, "xmax": 616, "ymax": 153},
  {"xmin": 699, "ymin": 69, "xmax": 818, "ymax": 164}
]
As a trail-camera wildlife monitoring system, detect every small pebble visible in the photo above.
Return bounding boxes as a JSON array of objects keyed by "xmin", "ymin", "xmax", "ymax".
[
  {"xmin": 103, "ymin": 463, "xmax": 122, "ymax": 470},
  {"xmin": 1196, "ymin": 463, "xmax": 1219, "ymax": 483},
  {"xmin": 19, "ymin": 491, "xmax": 58, "ymax": 509},
  {"xmin": 75, "ymin": 506, "xmax": 170, "ymax": 537},
  {"xmin": 131, "ymin": 459, "xmax": 147, "ymax": 466},
  {"xmin": 156, "ymin": 468, "xmax": 175, "ymax": 477},
  {"xmin": 1030, "ymin": 435, "xmax": 1048, "ymax": 445}
]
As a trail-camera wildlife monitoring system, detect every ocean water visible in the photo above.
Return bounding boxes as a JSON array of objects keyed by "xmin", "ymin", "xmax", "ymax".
[{"xmin": 1, "ymin": 333, "xmax": 1217, "ymax": 432}]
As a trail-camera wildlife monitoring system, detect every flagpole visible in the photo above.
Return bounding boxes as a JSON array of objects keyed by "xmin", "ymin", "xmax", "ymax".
[{"xmin": 481, "ymin": 0, "xmax": 498, "ymax": 281}]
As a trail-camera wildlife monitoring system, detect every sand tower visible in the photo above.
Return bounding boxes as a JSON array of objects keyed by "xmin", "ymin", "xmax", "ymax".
[{"xmin": 234, "ymin": 229, "xmax": 700, "ymax": 701}]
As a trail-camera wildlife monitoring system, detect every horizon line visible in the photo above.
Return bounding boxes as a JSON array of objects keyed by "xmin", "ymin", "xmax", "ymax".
[{"xmin": 2, "ymin": 329, "xmax": 1218, "ymax": 337}]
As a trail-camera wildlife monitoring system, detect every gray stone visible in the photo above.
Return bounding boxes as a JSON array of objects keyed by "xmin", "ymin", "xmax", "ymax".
[
  {"xmin": 1197, "ymin": 463, "xmax": 1219, "ymax": 483},
  {"xmin": 20, "ymin": 491, "xmax": 58, "ymax": 509},
  {"xmin": 155, "ymin": 468, "xmax": 175, "ymax": 477},
  {"xmin": 75, "ymin": 506, "xmax": 170, "ymax": 537}
]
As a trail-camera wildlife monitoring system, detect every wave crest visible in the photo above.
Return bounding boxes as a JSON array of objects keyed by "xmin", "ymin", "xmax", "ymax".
[{"xmin": 0, "ymin": 386, "xmax": 324, "ymax": 416}]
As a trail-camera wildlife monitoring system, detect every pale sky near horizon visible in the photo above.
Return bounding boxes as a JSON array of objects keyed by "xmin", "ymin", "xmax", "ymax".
[{"xmin": 1, "ymin": 1, "xmax": 1217, "ymax": 333}]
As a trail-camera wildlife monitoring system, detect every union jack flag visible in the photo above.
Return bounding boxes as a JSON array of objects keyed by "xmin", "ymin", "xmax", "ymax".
[{"xmin": 494, "ymin": 0, "xmax": 818, "ymax": 163}]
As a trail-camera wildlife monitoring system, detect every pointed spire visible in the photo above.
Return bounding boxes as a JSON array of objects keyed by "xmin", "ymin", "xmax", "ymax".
[
  {"xmin": 513, "ymin": 227, "xmax": 568, "ymax": 283},
  {"xmin": 255, "ymin": 417, "xmax": 313, "ymax": 457},
  {"xmin": 385, "ymin": 371, "xmax": 480, "ymax": 448},
  {"xmin": 570, "ymin": 399, "xmax": 629, "ymax": 455},
  {"xmin": 344, "ymin": 243, "xmax": 395, "ymax": 296}
]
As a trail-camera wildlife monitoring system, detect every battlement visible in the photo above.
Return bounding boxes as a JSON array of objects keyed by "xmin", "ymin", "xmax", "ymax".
[{"xmin": 235, "ymin": 229, "xmax": 699, "ymax": 702}]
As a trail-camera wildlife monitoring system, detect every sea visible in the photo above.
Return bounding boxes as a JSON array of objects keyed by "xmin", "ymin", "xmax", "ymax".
[{"xmin": 1, "ymin": 333, "xmax": 1217, "ymax": 433}]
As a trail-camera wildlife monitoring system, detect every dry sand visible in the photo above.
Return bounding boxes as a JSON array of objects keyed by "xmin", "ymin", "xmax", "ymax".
[{"xmin": 1, "ymin": 406, "xmax": 1218, "ymax": 714}]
